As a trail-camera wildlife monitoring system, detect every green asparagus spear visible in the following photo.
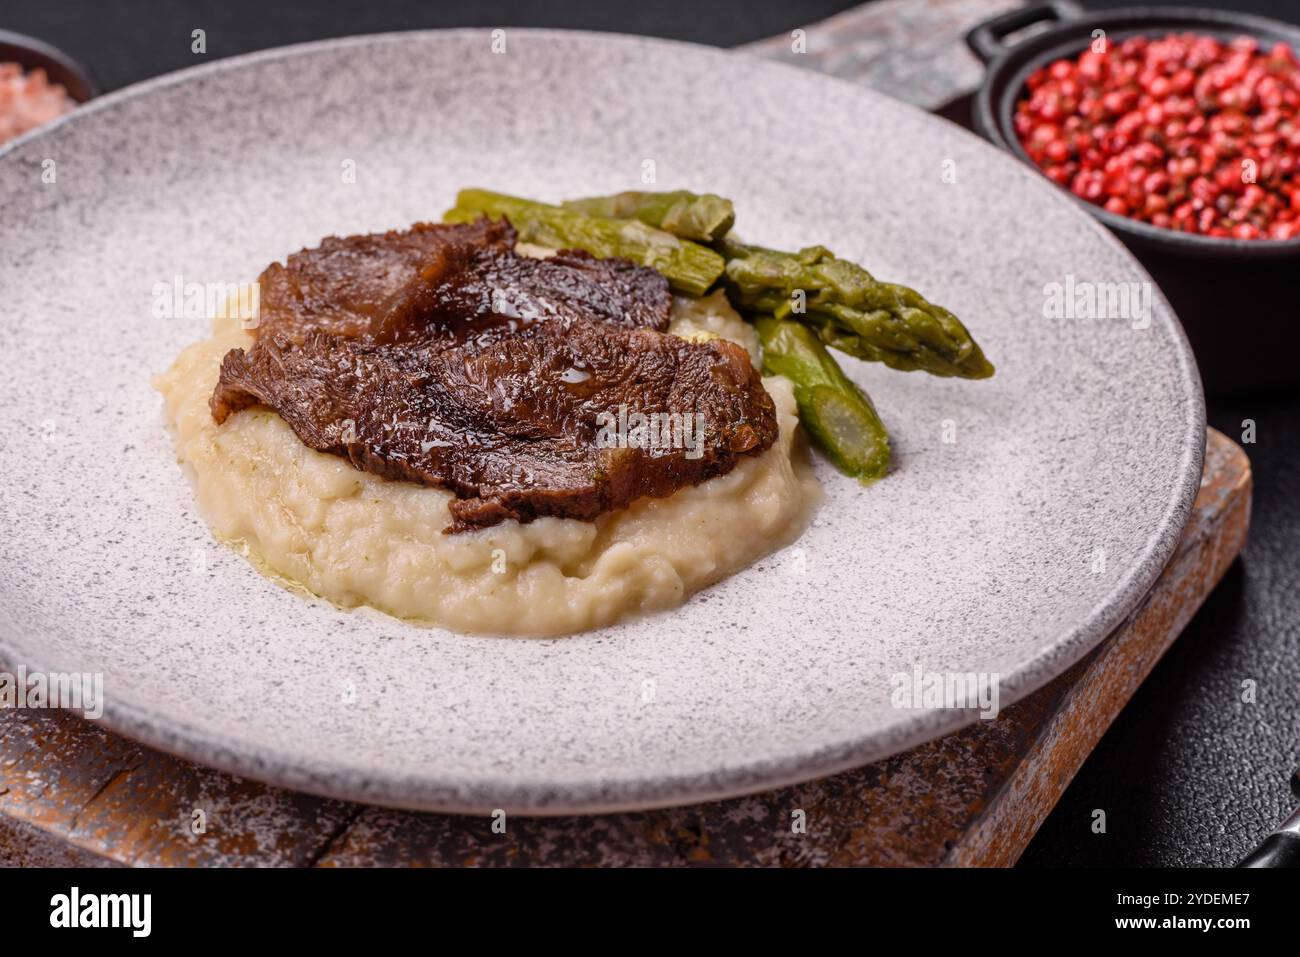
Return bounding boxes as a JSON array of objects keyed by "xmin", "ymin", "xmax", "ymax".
[
  {"xmin": 755, "ymin": 314, "xmax": 890, "ymax": 481},
  {"xmin": 443, "ymin": 189, "xmax": 724, "ymax": 296},
  {"xmin": 720, "ymin": 240, "xmax": 994, "ymax": 379},
  {"xmin": 562, "ymin": 190, "xmax": 735, "ymax": 243}
]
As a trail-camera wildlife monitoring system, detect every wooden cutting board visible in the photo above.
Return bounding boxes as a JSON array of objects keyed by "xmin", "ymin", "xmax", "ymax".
[{"xmin": 0, "ymin": 0, "xmax": 1251, "ymax": 866}]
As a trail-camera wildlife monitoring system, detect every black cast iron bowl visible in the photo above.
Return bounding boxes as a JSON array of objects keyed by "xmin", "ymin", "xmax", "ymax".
[
  {"xmin": 968, "ymin": 1, "xmax": 1300, "ymax": 261},
  {"xmin": 966, "ymin": 2, "xmax": 1300, "ymax": 394},
  {"xmin": 0, "ymin": 29, "xmax": 98, "ymax": 105}
]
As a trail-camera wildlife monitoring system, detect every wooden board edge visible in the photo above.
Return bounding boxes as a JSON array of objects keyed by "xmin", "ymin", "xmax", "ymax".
[{"xmin": 947, "ymin": 428, "xmax": 1252, "ymax": 866}]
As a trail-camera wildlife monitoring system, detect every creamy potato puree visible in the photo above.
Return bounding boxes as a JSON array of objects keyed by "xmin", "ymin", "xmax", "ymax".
[{"xmin": 155, "ymin": 290, "xmax": 820, "ymax": 635}]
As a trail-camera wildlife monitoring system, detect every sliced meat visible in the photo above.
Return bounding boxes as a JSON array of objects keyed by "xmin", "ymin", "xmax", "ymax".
[
  {"xmin": 254, "ymin": 218, "xmax": 512, "ymax": 342},
  {"xmin": 211, "ymin": 319, "xmax": 777, "ymax": 531},
  {"xmin": 386, "ymin": 245, "xmax": 673, "ymax": 343},
  {"xmin": 255, "ymin": 218, "xmax": 671, "ymax": 344},
  {"xmin": 214, "ymin": 216, "xmax": 776, "ymax": 532}
]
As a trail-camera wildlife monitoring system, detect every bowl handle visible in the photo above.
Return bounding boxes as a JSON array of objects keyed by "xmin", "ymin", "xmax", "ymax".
[{"xmin": 966, "ymin": 0, "xmax": 1083, "ymax": 65}]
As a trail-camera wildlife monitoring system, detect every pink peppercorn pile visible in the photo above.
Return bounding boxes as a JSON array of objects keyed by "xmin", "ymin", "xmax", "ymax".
[
  {"xmin": 0, "ymin": 63, "xmax": 76, "ymax": 146},
  {"xmin": 1015, "ymin": 33, "xmax": 1300, "ymax": 240}
]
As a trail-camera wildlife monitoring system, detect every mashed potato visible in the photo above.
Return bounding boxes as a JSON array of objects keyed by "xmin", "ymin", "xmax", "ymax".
[{"xmin": 155, "ymin": 290, "xmax": 820, "ymax": 635}]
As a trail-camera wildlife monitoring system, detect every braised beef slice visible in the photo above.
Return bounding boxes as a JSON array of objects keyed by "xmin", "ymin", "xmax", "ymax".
[
  {"xmin": 213, "ymin": 219, "xmax": 776, "ymax": 531},
  {"xmin": 256, "ymin": 218, "xmax": 671, "ymax": 344}
]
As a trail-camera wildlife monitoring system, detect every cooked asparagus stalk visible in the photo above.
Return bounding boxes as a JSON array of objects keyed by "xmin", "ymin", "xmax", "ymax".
[
  {"xmin": 444, "ymin": 189, "xmax": 724, "ymax": 296},
  {"xmin": 755, "ymin": 314, "xmax": 890, "ymax": 481},
  {"xmin": 562, "ymin": 190, "xmax": 735, "ymax": 243},
  {"xmin": 720, "ymin": 240, "xmax": 994, "ymax": 379}
]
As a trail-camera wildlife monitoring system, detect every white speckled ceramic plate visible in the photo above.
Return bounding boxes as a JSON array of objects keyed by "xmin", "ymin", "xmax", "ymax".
[{"xmin": 0, "ymin": 30, "xmax": 1203, "ymax": 813}]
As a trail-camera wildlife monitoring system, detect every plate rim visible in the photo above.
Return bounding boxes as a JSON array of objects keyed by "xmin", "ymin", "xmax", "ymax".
[{"xmin": 0, "ymin": 27, "xmax": 1206, "ymax": 814}]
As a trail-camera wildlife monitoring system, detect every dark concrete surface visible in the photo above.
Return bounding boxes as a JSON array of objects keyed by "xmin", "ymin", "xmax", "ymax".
[
  {"xmin": 3, "ymin": 0, "xmax": 1296, "ymax": 867},
  {"xmin": 1023, "ymin": 400, "xmax": 1300, "ymax": 867},
  {"xmin": 0, "ymin": 0, "xmax": 853, "ymax": 92}
]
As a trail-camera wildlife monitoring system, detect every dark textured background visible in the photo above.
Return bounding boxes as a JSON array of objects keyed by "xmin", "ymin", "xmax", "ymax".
[{"xmin": 4, "ymin": 0, "xmax": 1297, "ymax": 867}]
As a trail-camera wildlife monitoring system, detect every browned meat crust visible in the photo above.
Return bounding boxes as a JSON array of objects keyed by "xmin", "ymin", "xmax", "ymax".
[
  {"xmin": 210, "ymin": 219, "xmax": 777, "ymax": 531},
  {"xmin": 256, "ymin": 217, "xmax": 671, "ymax": 344}
]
